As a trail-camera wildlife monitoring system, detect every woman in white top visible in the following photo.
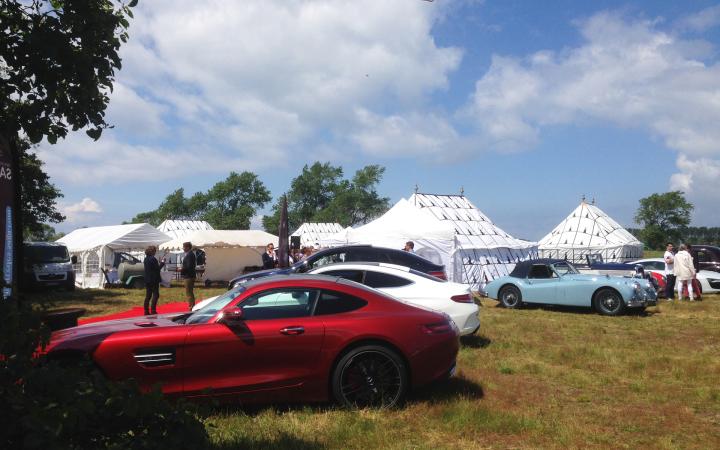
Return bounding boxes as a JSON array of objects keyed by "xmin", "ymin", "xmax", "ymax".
[{"xmin": 673, "ymin": 244, "xmax": 696, "ymax": 300}]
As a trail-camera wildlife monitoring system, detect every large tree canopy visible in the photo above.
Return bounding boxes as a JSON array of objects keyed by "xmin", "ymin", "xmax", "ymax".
[
  {"xmin": 263, "ymin": 162, "xmax": 390, "ymax": 233},
  {"xmin": 130, "ymin": 172, "xmax": 272, "ymax": 230},
  {"xmin": 634, "ymin": 191, "xmax": 694, "ymax": 250},
  {"xmin": 0, "ymin": 0, "xmax": 136, "ymax": 142}
]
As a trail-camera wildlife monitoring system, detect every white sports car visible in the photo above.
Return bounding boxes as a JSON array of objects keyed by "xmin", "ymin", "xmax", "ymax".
[
  {"xmin": 632, "ymin": 258, "xmax": 720, "ymax": 294},
  {"xmin": 308, "ymin": 262, "xmax": 480, "ymax": 336},
  {"xmin": 192, "ymin": 263, "xmax": 481, "ymax": 335}
]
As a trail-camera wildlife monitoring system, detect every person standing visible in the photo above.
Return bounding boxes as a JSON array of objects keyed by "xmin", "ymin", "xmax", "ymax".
[
  {"xmin": 262, "ymin": 243, "xmax": 277, "ymax": 269},
  {"xmin": 663, "ymin": 242, "xmax": 676, "ymax": 300},
  {"xmin": 674, "ymin": 244, "xmax": 696, "ymax": 301},
  {"xmin": 143, "ymin": 246, "xmax": 165, "ymax": 315},
  {"xmin": 181, "ymin": 242, "xmax": 196, "ymax": 309}
]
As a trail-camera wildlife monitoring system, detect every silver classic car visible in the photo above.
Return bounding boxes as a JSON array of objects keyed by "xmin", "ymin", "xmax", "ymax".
[{"xmin": 485, "ymin": 259, "xmax": 657, "ymax": 316}]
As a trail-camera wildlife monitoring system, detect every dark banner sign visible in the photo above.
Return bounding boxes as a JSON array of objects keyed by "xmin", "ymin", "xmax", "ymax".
[{"xmin": 0, "ymin": 135, "xmax": 14, "ymax": 299}]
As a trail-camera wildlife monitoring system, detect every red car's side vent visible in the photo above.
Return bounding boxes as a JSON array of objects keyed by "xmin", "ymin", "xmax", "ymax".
[{"xmin": 134, "ymin": 349, "xmax": 176, "ymax": 367}]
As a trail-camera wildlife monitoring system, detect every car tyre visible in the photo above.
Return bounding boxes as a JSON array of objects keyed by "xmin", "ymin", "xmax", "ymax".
[
  {"xmin": 498, "ymin": 285, "xmax": 522, "ymax": 309},
  {"xmin": 131, "ymin": 278, "xmax": 145, "ymax": 289},
  {"xmin": 332, "ymin": 345, "xmax": 407, "ymax": 409},
  {"xmin": 593, "ymin": 288, "xmax": 625, "ymax": 316}
]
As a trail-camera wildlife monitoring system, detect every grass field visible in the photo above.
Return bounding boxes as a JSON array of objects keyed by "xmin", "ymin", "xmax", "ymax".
[{"xmin": 28, "ymin": 285, "xmax": 720, "ymax": 449}]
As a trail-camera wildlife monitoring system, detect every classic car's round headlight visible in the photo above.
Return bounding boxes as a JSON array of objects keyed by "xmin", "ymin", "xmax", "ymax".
[{"xmin": 632, "ymin": 281, "xmax": 642, "ymax": 292}]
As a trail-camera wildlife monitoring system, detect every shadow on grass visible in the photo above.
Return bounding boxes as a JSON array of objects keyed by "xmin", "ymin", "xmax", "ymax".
[
  {"xmin": 460, "ymin": 334, "xmax": 492, "ymax": 348},
  {"xmin": 495, "ymin": 301, "xmax": 659, "ymax": 317},
  {"xmin": 210, "ymin": 432, "xmax": 326, "ymax": 450},
  {"xmin": 409, "ymin": 375, "xmax": 484, "ymax": 404},
  {"xmin": 201, "ymin": 375, "xmax": 484, "ymax": 418}
]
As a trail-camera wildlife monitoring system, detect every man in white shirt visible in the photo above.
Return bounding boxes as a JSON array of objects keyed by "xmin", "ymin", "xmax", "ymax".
[{"xmin": 663, "ymin": 242, "xmax": 675, "ymax": 300}]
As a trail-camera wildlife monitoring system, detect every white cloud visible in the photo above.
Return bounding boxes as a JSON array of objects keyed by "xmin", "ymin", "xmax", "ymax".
[
  {"xmin": 464, "ymin": 10, "xmax": 720, "ymax": 222},
  {"xmin": 37, "ymin": 0, "xmax": 462, "ymax": 180},
  {"xmin": 676, "ymin": 5, "xmax": 720, "ymax": 32},
  {"xmin": 350, "ymin": 108, "xmax": 463, "ymax": 160},
  {"xmin": 670, "ymin": 154, "xmax": 720, "ymax": 224},
  {"xmin": 61, "ymin": 198, "xmax": 103, "ymax": 223},
  {"xmin": 467, "ymin": 11, "xmax": 720, "ymax": 155}
]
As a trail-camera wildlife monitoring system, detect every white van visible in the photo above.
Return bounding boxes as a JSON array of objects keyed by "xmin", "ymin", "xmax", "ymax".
[{"xmin": 23, "ymin": 242, "xmax": 77, "ymax": 290}]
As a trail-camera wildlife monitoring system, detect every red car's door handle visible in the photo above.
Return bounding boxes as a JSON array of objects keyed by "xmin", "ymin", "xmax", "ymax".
[{"xmin": 280, "ymin": 326, "xmax": 305, "ymax": 335}]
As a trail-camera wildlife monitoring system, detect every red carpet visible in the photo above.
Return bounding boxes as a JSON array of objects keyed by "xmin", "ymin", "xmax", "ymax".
[{"xmin": 79, "ymin": 302, "xmax": 191, "ymax": 325}]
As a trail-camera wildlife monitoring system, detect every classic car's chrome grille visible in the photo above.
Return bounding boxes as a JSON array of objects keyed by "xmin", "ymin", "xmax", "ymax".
[{"xmin": 134, "ymin": 349, "xmax": 175, "ymax": 367}]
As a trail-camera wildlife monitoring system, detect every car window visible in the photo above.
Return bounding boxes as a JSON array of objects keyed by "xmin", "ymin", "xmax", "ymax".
[
  {"xmin": 313, "ymin": 290, "xmax": 367, "ymax": 316},
  {"xmin": 345, "ymin": 249, "xmax": 389, "ymax": 263},
  {"xmin": 307, "ymin": 251, "xmax": 346, "ymax": 269},
  {"xmin": 696, "ymin": 251, "xmax": 717, "ymax": 263},
  {"xmin": 650, "ymin": 261, "xmax": 664, "ymax": 270},
  {"xmin": 238, "ymin": 288, "xmax": 319, "ymax": 320},
  {"xmin": 321, "ymin": 269, "xmax": 365, "ymax": 283},
  {"xmin": 185, "ymin": 286, "xmax": 247, "ymax": 324},
  {"xmin": 552, "ymin": 262, "xmax": 578, "ymax": 275},
  {"xmin": 364, "ymin": 271, "xmax": 413, "ymax": 288},
  {"xmin": 528, "ymin": 265, "xmax": 552, "ymax": 279}
]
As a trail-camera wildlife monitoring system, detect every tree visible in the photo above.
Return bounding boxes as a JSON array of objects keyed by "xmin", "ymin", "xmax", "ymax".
[
  {"xmin": 201, "ymin": 171, "xmax": 272, "ymax": 229},
  {"xmin": 634, "ymin": 191, "xmax": 694, "ymax": 250},
  {"xmin": 1, "ymin": 0, "xmax": 136, "ymax": 290},
  {"xmin": 263, "ymin": 162, "xmax": 390, "ymax": 233},
  {"xmin": 17, "ymin": 140, "xmax": 65, "ymax": 238},
  {"xmin": 130, "ymin": 172, "xmax": 271, "ymax": 229},
  {"xmin": 1, "ymin": 0, "xmax": 137, "ymax": 143}
]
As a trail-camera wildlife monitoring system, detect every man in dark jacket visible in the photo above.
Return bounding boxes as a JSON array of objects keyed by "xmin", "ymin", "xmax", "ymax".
[
  {"xmin": 262, "ymin": 243, "xmax": 277, "ymax": 270},
  {"xmin": 143, "ymin": 246, "xmax": 165, "ymax": 315},
  {"xmin": 182, "ymin": 242, "xmax": 196, "ymax": 309}
]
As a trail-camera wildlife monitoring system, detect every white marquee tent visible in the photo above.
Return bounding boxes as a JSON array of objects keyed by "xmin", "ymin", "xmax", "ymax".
[
  {"xmin": 538, "ymin": 201, "xmax": 643, "ymax": 264},
  {"xmin": 157, "ymin": 220, "xmax": 214, "ymax": 240},
  {"xmin": 291, "ymin": 223, "xmax": 344, "ymax": 248},
  {"xmin": 320, "ymin": 193, "xmax": 538, "ymax": 289},
  {"xmin": 57, "ymin": 223, "xmax": 172, "ymax": 289},
  {"xmin": 160, "ymin": 230, "xmax": 278, "ymax": 283}
]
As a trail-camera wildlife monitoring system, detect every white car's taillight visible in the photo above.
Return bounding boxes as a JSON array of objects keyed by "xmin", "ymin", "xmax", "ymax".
[{"xmin": 451, "ymin": 294, "xmax": 473, "ymax": 303}]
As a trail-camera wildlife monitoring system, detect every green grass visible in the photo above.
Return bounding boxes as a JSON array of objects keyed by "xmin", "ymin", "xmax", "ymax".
[{"xmin": 26, "ymin": 287, "xmax": 720, "ymax": 449}]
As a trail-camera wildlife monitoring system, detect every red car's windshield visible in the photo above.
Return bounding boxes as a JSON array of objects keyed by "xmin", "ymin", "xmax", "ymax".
[{"xmin": 185, "ymin": 286, "xmax": 246, "ymax": 324}]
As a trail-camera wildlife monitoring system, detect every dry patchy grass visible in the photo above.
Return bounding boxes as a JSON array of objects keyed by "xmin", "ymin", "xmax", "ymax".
[{"xmin": 25, "ymin": 287, "xmax": 720, "ymax": 449}]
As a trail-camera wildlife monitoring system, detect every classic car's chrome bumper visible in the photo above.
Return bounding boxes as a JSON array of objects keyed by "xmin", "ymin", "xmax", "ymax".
[{"xmin": 628, "ymin": 288, "xmax": 658, "ymax": 307}]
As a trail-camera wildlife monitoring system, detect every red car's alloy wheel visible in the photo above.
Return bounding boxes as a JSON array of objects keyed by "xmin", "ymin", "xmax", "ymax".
[{"xmin": 333, "ymin": 345, "xmax": 407, "ymax": 409}]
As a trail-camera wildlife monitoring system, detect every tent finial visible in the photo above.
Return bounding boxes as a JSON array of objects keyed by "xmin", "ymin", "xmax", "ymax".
[
  {"xmin": 460, "ymin": 186, "xmax": 464, "ymax": 196},
  {"xmin": 581, "ymin": 194, "xmax": 586, "ymax": 203},
  {"xmin": 591, "ymin": 197, "xmax": 596, "ymax": 205}
]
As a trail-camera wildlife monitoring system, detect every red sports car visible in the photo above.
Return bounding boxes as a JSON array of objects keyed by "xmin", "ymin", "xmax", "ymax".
[{"xmin": 45, "ymin": 275, "xmax": 459, "ymax": 408}]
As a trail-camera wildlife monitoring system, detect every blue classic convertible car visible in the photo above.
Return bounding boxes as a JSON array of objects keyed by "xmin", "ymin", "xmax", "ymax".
[{"xmin": 485, "ymin": 259, "xmax": 657, "ymax": 315}]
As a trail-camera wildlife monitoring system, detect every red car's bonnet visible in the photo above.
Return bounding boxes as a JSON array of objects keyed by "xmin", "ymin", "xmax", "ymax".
[{"xmin": 47, "ymin": 316, "xmax": 182, "ymax": 354}]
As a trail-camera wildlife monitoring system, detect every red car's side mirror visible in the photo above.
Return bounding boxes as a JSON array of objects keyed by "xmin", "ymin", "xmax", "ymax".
[{"xmin": 221, "ymin": 308, "xmax": 244, "ymax": 325}]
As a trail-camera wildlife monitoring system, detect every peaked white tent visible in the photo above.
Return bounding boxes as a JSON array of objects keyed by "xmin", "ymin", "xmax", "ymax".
[
  {"xmin": 538, "ymin": 201, "xmax": 643, "ymax": 264},
  {"xmin": 291, "ymin": 223, "xmax": 344, "ymax": 248},
  {"xmin": 319, "ymin": 194, "xmax": 538, "ymax": 289},
  {"xmin": 160, "ymin": 230, "xmax": 278, "ymax": 283},
  {"xmin": 157, "ymin": 220, "xmax": 214, "ymax": 240},
  {"xmin": 57, "ymin": 224, "xmax": 171, "ymax": 289}
]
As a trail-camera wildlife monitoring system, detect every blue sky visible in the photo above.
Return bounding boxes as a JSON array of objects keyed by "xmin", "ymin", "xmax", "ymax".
[{"xmin": 39, "ymin": 0, "xmax": 720, "ymax": 240}]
